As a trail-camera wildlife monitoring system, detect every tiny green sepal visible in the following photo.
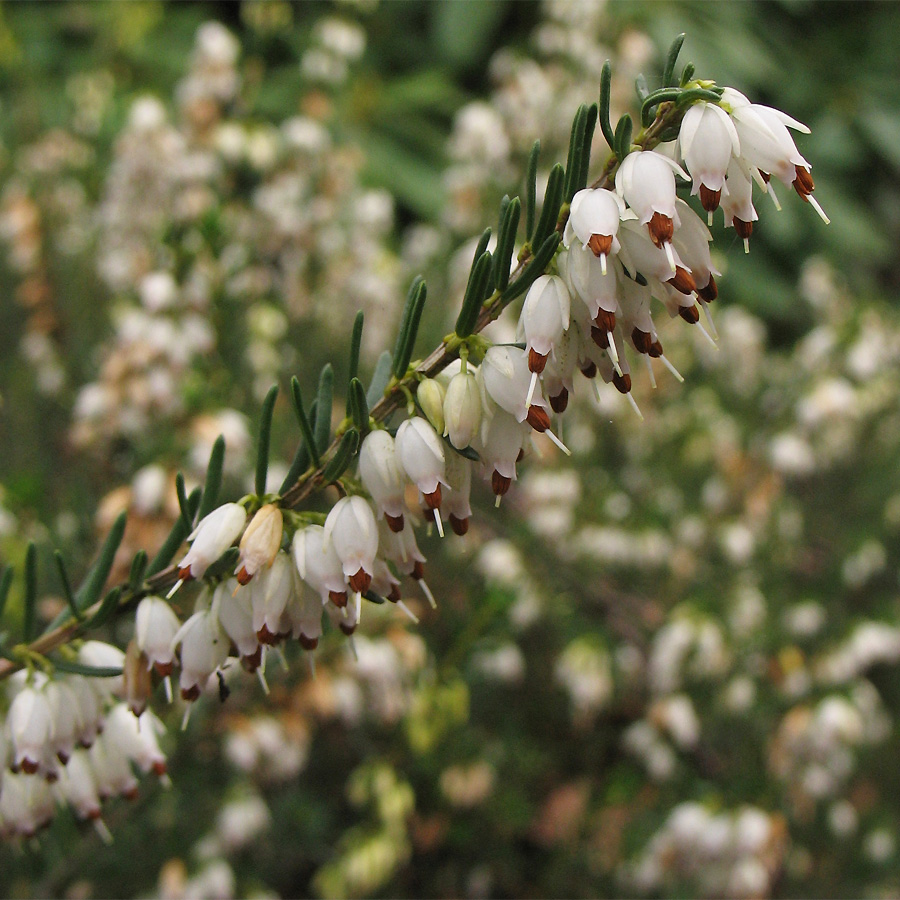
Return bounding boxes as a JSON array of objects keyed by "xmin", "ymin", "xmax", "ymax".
[{"xmin": 255, "ymin": 384, "xmax": 279, "ymax": 498}]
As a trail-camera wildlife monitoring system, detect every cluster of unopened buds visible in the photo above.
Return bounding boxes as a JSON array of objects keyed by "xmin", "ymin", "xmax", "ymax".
[{"xmin": 0, "ymin": 36, "xmax": 829, "ymax": 843}]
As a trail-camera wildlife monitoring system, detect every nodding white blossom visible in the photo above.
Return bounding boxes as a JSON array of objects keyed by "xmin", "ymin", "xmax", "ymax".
[
  {"xmin": 44, "ymin": 681, "xmax": 80, "ymax": 764},
  {"xmin": 215, "ymin": 578, "xmax": 262, "ymax": 671},
  {"xmin": 558, "ymin": 243, "xmax": 619, "ymax": 324},
  {"xmin": 358, "ymin": 429, "xmax": 407, "ymax": 532},
  {"xmin": 292, "ymin": 524, "xmax": 349, "ymax": 608},
  {"xmin": 395, "ymin": 417, "xmax": 446, "ymax": 510},
  {"xmin": 371, "ymin": 558, "xmax": 402, "ymax": 603},
  {"xmin": 54, "ymin": 751, "xmax": 102, "ymax": 821},
  {"xmin": 170, "ymin": 606, "xmax": 229, "ymax": 701},
  {"xmin": 327, "ymin": 595, "xmax": 359, "ymax": 636},
  {"xmin": 288, "ymin": 588, "xmax": 325, "ymax": 650},
  {"xmin": 236, "ymin": 503, "xmax": 283, "ymax": 585},
  {"xmin": 135, "ymin": 595, "xmax": 182, "ymax": 676},
  {"xmin": 721, "ymin": 157, "xmax": 758, "ymax": 250},
  {"xmin": 678, "ymin": 102, "xmax": 740, "ymax": 213},
  {"xmin": 0, "ymin": 771, "xmax": 54, "ymax": 838},
  {"xmin": 378, "ymin": 520, "xmax": 435, "ymax": 607},
  {"xmin": 521, "ymin": 274, "xmax": 571, "ymax": 373},
  {"xmin": 89, "ymin": 730, "xmax": 139, "ymax": 800},
  {"xmin": 68, "ymin": 676, "xmax": 103, "ymax": 749},
  {"xmin": 250, "ymin": 551, "xmax": 297, "ymax": 645},
  {"xmin": 323, "ymin": 496, "xmax": 379, "ymax": 594},
  {"xmin": 473, "ymin": 407, "xmax": 530, "ymax": 497},
  {"xmin": 103, "ymin": 704, "xmax": 168, "ymax": 778},
  {"xmin": 443, "ymin": 451, "xmax": 474, "ymax": 536},
  {"xmin": 672, "ymin": 199, "xmax": 720, "ymax": 301},
  {"xmin": 178, "ymin": 503, "xmax": 247, "ymax": 582},
  {"xmin": 563, "ymin": 188, "xmax": 624, "ymax": 273},
  {"xmin": 615, "ymin": 150, "xmax": 689, "ymax": 254},
  {"xmin": 7, "ymin": 684, "xmax": 53, "ymax": 774},
  {"xmin": 618, "ymin": 219, "xmax": 696, "ymax": 296},
  {"xmin": 480, "ymin": 345, "xmax": 550, "ymax": 431},
  {"xmin": 443, "ymin": 368, "xmax": 482, "ymax": 451}
]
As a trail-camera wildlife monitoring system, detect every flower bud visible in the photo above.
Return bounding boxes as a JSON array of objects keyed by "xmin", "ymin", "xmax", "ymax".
[
  {"xmin": 395, "ymin": 417, "xmax": 446, "ymax": 509},
  {"xmin": 123, "ymin": 638, "xmax": 153, "ymax": 717},
  {"xmin": 416, "ymin": 377, "xmax": 446, "ymax": 435},
  {"xmin": 323, "ymin": 496, "xmax": 379, "ymax": 594},
  {"xmin": 236, "ymin": 503, "xmax": 283, "ymax": 585},
  {"xmin": 8, "ymin": 685, "xmax": 53, "ymax": 774},
  {"xmin": 292, "ymin": 524, "xmax": 349, "ymax": 607},
  {"xmin": 358, "ymin": 430, "xmax": 407, "ymax": 532},
  {"xmin": 443, "ymin": 369, "xmax": 482, "ymax": 450},
  {"xmin": 135, "ymin": 595, "xmax": 181, "ymax": 676},
  {"xmin": 178, "ymin": 503, "xmax": 247, "ymax": 581}
]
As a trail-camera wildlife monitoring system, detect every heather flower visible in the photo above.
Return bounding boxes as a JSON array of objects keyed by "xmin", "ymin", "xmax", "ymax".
[
  {"xmin": 178, "ymin": 503, "xmax": 247, "ymax": 582},
  {"xmin": 520, "ymin": 274, "xmax": 570, "ymax": 375},
  {"xmin": 250, "ymin": 551, "xmax": 297, "ymax": 644},
  {"xmin": 395, "ymin": 417, "xmax": 447, "ymax": 517},
  {"xmin": 292, "ymin": 524, "xmax": 349, "ymax": 607},
  {"xmin": 135, "ymin": 595, "xmax": 182, "ymax": 676},
  {"xmin": 358, "ymin": 429, "xmax": 407, "ymax": 532},
  {"xmin": 170, "ymin": 605, "xmax": 229, "ymax": 702},
  {"xmin": 215, "ymin": 577, "xmax": 262, "ymax": 671},
  {"xmin": 236, "ymin": 503, "xmax": 283, "ymax": 585},
  {"xmin": 564, "ymin": 188, "xmax": 625, "ymax": 273},
  {"xmin": 323, "ymin": 496, "xmax": 379, "ymax": 594},
  {"xmin": 678, "ymin": 102, "xmax": 740, "ymax": 217}
]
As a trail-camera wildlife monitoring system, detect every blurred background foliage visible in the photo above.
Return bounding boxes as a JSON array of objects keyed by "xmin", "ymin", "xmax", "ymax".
[{"xmin": 1, "ymin": 1, "xmax": 900, "ymax": 898}]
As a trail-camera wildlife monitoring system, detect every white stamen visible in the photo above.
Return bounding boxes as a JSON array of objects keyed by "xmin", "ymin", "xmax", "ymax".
[
  {"xmin": 767, "ymin": 182, "xmax": 782, "ymax": 211},
  {"xmin": 663, "ymin": 241, "xmax": 676, "ymax": 273},
  {"xmin": 526, "ymin": 369, "xmax": 539, "ymax": 408},
  {"xmin": 743, "ymin": 237, "xmax": 750, "ymax": 254},
  {"xmin": 355, "ymin": 590, "xmax": 362, "ymax": 624},
  {"xmin": 348, "ymin": 637, "xmax": 359, "ymax": 663},
  {"xmin": 166, "ymin": 579, "xmax": 183, "ymax": 600},
  {"xmin": 606, "ymin": 332, "xmax": 623, "ymax": 376},
  {"xmin": 163, "ymin": 676, "xmax": 173, "ymax": 704},
  {"xmin": 626, "ymin": 392, "xmax": 644, "ymax": 421},
  {"xmin": 600, "ymin": 253, "xmax": 607, "ymax": 276},
  {"xmin": 544, "ymin": 428, "xmax": 572, "ymax": 457},
  {"xmin": 418, "ymin": 578, "xmax": 437, "ymax": 609},
  {"xmin": 807, "ymin": 194, "xmax": 830, "ymax": 224},
  {"xmin": 699, "ymin": 300, "xmax": 719, "ymax": 339},
  {"xmin": 645, "ymin": 354, "xmax": 657, "ymax": 389},
  {"xmin": 659, "ymin": 354, "xmax": 685, "ymax": 383},
  {"xmin": 694, "ymin": 319, "xmax": 718, "ymax": 348},
  {"xmin": 159, "ymin": 773, "xmax": 172, "ymax": 789},
  {"xmin": 256, "ymin": 666, "xmax": 270, "ymax": 695},
  {"xmin": 591, "ymin": 379, "xmax": 603, "ymax": 404},
  {"xmin": 181, "ymin": 705, "xmax": 192, "ymax": 732},
  {"xmin": 707, "ymin": 211, "xmax": 713, "ymax": 227},
  {"xmin": 94, "ymin": 819, "xmax": 114, "ymax": 845},
  {"xmin": 494, "ymin": 494, "xmax": 503, "ymax": 508},
  {"xmin": 276, "ymin": 646, "xmax": 289, "ymax": 672},
  {"xmin": 432, "ymin": 506, "xmax": 445, "ymax": 538},
  {"xmin": 397, "ymin": 600, "xmax": 420, "ymax": 624},
  {"xmin": 308, "ymin": 653, "xmax": 317, "ymax": 680}
]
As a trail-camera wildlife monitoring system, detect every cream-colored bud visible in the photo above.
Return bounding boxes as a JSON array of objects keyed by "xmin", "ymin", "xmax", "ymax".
[
  {"xmin": 236, "ymin": 504, "xmax": 283, "ymax": 585},
  {"xmin": 443, "ymin": 370, "xmax": 482, "ymax": 450},
  {"xmin": 416, "ymin": 378, "xmax": 446, "ymax": 435}
]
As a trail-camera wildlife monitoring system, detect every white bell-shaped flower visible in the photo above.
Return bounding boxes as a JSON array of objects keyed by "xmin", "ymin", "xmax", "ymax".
[
  {"xmin": 564, "ymin": 188, "xmax": 624, "ymax": 273},
  {"xmin": 292, "ymin": 524, "xmax": 349, "ymax": 607},
  {"xmin": 672, "ymin": 199, "xmax": 720, "ymax": 301},
  {"xmin": 395, "ymin": 417, "xmax": 446, "ymax": 510},
  {"xmin": 170, "ymin": 606, "xmax": 229, "ymax": 701},
  {"xmin": 287, "ymin": 588, "xmax": 324, "ymax": 650},
  {"xmin": 542, "ymin": 324, "xmax": 579, "ymax": 413},
  {"xmin": 443, "ymin": 369, "xmax": 482, "ymax": 451},
  {"xmin": 89, "ymin": 730, "xmax": 139, "ymax": 800},
  {"xmin": 521, "ymin": 274, "xmax": 570, "ymax": 373},
  {"xmin": 0, "ymin": 771, "xmax": 54, "ymax": 838},
  {"xmin": 618, "ymin": 220, "xmax": 696, "ymax": 295},
  {"xmin": 55, "ymin": 750, "xmax": 101, "ymax": 821},
  {"xmin": 558, "ymin": 244, "xmax": 619, "ymax": 325},
  {"xmin": 473, "ymin": 407, "xmax": 529, "ymax": 497},
  {"xmin": 68, "ymin": 675, "xmax": 102, "ymax": 749},
  {"xmin": 678, "ymin": 102, "xmax": 740, "ymax": 213},
  {"xmin": 480, "ymin": 345, "xmax": 549, "ymax": 427},
  {"xmin": 215, "ymin": 577, "xmax": 261, "ymax": 670},
  {"xmin": 722, "ymin": 157, "xmax": 758, "ymax": 252},
  {"xmin": 327, "ymin": 596, "xmax": 359, "ymax": 636},
  {"xmin": 444, "ymin": 451, "xmax": 473, "ymax": 536},
  {"xmin": 45, "ymin": 681, "xmax": 80, "ymax": 765},
  {"xmin": 377, "ymin": 519, "xmax": 437, "ymax": 608},
  {"xmin": 615, "ymin": 150, "xmax": 688, "ymax": 252},
  {"xmin": 358, "ymin": 429, "xmax": 407, "ymax": 532},
  {"xmin": 236, "ymin": 503, "xmax": 283, "ymax": 585},
  {"xmin": 103, "ymin": 704, "xmax": 168, "ymax": 777},
  {"xmin": 178, "ymin": 502, "xmax": 247, "ymax": 581},
  {"xmin": 323, "ymin": 496, "xmax": 379, "ymax": 594},
  {"xmin": 371, "ymin": 559, "xmax": 402, "ymax": 603},
  {"xmin": 135, "ymin": 595, "xmax": 182, "ymax": 676},
  {"xmin": 250, "ymin": 551, "xmax": 296, "ymax": 644},
  {"xmin": 7, "ymin": 684, "xmax": 53, "ymax": 774},
  {"xmin": 78, "ymin": 641, "xmax": 126, "ymax": 699}
]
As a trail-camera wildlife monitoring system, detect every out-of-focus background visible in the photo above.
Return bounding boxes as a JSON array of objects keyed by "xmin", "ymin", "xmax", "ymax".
[{"xmin": 1, "ymin": 1, "xmax": 899, "ymax": 896}]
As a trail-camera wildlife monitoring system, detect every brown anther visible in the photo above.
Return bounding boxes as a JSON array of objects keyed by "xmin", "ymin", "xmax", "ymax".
[
  {"xmin": 21, "ymin": 758, "xmax": 39, "ymax": 775},
  {"xmin": 384, "ymin": 512, "xmax": 404, "ymax": 533},
  {"xmin": 734, "ymin": 218, "xmax": 753, "ymax": 240},
  {"xmin": 152, "ymin": 760, "xmax": 168, "ymax": 777},
  {"xmin": 667, "ymin": 266, "xmax": 697, "ymax": 295},
  {"xmin": 340, "ymin": 622, "xmax": 357, "ymax": 636},
  {"xmin": 178, "ymin": 566, "xmax": 194, "ymax": 582},
  {"xmin": 549, "ymin": 388, "xmax": 569, "ymax": 413},
  {"xmin": 79, "ymin": 738, "xmax": 93, "ymax": 750},
  {"xmin": 648, "ymin": 211, "xmax": 674, "ymax": 248},
  {"xmin": 649, "ymin": 340, "xmax": 664, "ymax": 359},
  {"xmin": 631, "ymin": 328, "xmax": 653, "ymax": 354},
  {"xmin": 256, "ymin": 624, "xmax": 277, "ymax": 646},
  {"xmin": 594, "ymin": 308, "xmax": 617, "ymax": 334},
  {"xmin": 697, "ymin": 274, "xmax": 718, "ymax": 303},
  {"xmin": 580, "ymin": 360, "xmax": 598, "ymax": 379},
  {"xmin": 242, "ymin": 646, "xmax": 263, "ymax": 672},
  {"xmin": 793, "ymin": 165, "xmax": 814, "ymax": 197},
  {"xmin": 612, "ymin": 372, "xmax": 632, "ymax": 394},
  {"xmin": 526, "ymin": 405, "xmax": 550, "ymax": 432},
  {"xmin": 760, "ymin": 171, "xmax": 771, "ymax": 184},
  {"xmin": 348, "ymin": 568, "xmax": 371, "ymax": 594},
  {"xmin": 387, "ymin": 584, "xmax": 402, "ymax": 603},
  {"xmin": 181, "ymin": 684, "xmax": 201, "ymax": 702},
  {"xmin": 528, "ymin": 348, "xmax": 548, "ymax": 374},
  {"xmin": 44, "ymin": 771, "xmax": 59, "ymax": 784},
  {"xmin": 492, "ymin": 470, "xmax": 512, "ymax": 496},
  {"xmin": 298, "ymin": 634, "xmax": 319, "ymax": 651},
  {"xmin": 590, "ymin": 325, "xmax": 607, "ymax": 348},
  {"xmin": 423, "ymin": 485, "xmax": 442, "ymax": 510},
  {"xmin": 329, "ymin": 589, "xmax": 348, "ymax": 608},
  {"xmin": 449, "ymin": 513, "xmax": 469, "ymax": 536},
  {"xmin": 123, "ymin": 786, "xmax": 139, "ymax": 801},
  {"xmin": 154, "ymin": 661, "xmax": 174, "ymax": 678},
  {"xmin": 587, "ymin": 233, "xmax": 613, "ymax": 258},
  {"xmin": 235, "ymin": 566, "xmax": 252, "ymax": 586},
  {"xmin": 678, "ymin": 304, "xmax": 700, "ymax": 324},
  {"xmin": 412, "ymin": 560, "xmax": 426, "ymax": 580},
  {"xmin": 57, "ymin": 751, "xmax": 70, "ymax": 765},
  {"xmin": 699, "ymin": 185, "xmax": 722, "ymax": 213}
]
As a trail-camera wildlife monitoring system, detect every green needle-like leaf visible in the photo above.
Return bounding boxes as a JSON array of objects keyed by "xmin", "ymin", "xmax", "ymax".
[
  {"xmin": 54, "ymin": 550, "xmax": 84, "ymax": 623},
  {"xmin": 75, "ymin": 511, "xmax": 127, "ymax": 613},
  {"xmin": 493, "ymin": 196, "xmax": 521, "ymax": 292},
  {"xmin": 85, "ymin": 587, "xmax": 122, "ymax": 630},
  {"xmin": 663, "ymin": 33, "xmax": 686, "ymax": 87},
  {"xmin": 680, "ymin": 62, "xmax": 695, "ymax": 87},
  {"xmin": 392, "ymin": 276, "xmax": 426, "ymax": 378},
  {"xmin": 635, "ymin": 73, "xmax": 650, "ymax": 103},
  {"xmin": 348, "ymin": 377, "xmax": 369, "ymax": 432},
  {"xmin": 366, "ymin": 351, "xmax": 394, "ymax": 409},
  {"xmin": 525, "ymin": 140, "xmax": 540, "ymax": 240},
  {"xmin": 23, "ymin": 542, "xmax": 37, "ymax": 642},
  {"xmin": 348, "ymin": 311, "xmax": 365, "ymax": 386},
  {"xmin": 575, "ymin": 103, "xmax": 598, "ymax": 194},
  {"xmin": 531, "ymin": 163, "xmax": 565, "ymax": 251},
  {"xmin": 322, "ymin": 428, "xmax": 360, "ymax": 483},
  {"xmin": 392, "ymin": 279, "xmax": 427, "ymax": 379},
  {"xmin": 50, "ymin": 659, "xmax": 124, "ymax": 678},
  {"xmin": 599, "ymin": 60, "xmax": 615, "ymax": 149},
  {"xmin": 255, "ymin": 384, "xmax": 279, "ymax": 498},
  {"xmin": 128, "ymin": 550, "xmax": 148, "ymax": 594},
  {"xmin": 0, "ymin": 566, "xmax": 13, "ymax": 622},
  {"xmin": 564, "ymin": 104, "xmax": 589, "ymax": 202},
  {"xmin": 314, "ymin": 365, "xmax": 334, "ymax": 456},
  {"xmin": 196, "ymin": 434, "xmax": 226, "ymax": 521},
  {"xmin": 175, "ymin": 472, "xmax": 192, "ymax": 531},
  {"xmin": 456, "ymin": 250, "xmax": 493, "ymax": 338},
  {"xmin": 614, "ymin": 114, "xmax": 633, "ymax": 162},
  {"xmin": 641, "ymin": 87, "xmax": 681, "ymax": 127},
  {"xmin": 500, "ymin": 232, "xmax": 560, "ymax": 304},
  {"xmin": 676, "ymin": 87, "xmax": 724, "ymax": 108},
  {"xmin": 290, "ymin": 377, "xmax": 320, "ymax": 469}
]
